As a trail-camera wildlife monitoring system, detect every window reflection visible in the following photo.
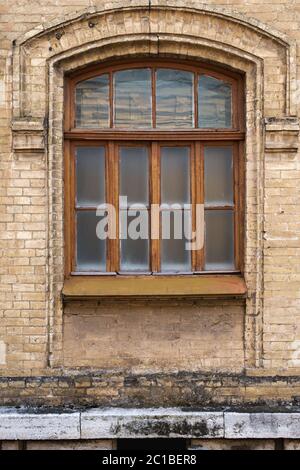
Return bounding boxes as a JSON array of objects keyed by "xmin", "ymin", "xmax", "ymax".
[
  {"xmin": 156, "ymin": 69, "xmax": 194, "ymax": 128},
  {"xmin": 114, "ymin": 69, "xmax": 152, "ymax": 127},
  {"xmin": 75, "ymin": 75, "xmax": 109, "ymax": 128},
  {"xmin": 198, "ymin": 75, "xmax": 232, "ymax": 128},
  {"xmin": 74, "ymin": 68, "xmax": 235, "ymax": 130}
]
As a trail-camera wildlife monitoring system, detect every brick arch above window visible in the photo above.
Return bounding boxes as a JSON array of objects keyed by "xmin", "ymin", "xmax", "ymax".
[
  {"xmin": 11, "ymin": 2, "xmax": 299, "ymax": 161},
  {"xmin": 12, "ymin": 1, "xmax": 296, "ymax": 120}
]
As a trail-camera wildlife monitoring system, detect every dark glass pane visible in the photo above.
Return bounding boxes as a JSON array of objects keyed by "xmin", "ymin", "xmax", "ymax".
[
  {"xmin": 76, "ymin": 210, "xmax": 106, "ymax": 271},
  {"xmin": 156, "ymin": 69, "xmax": 194, "ymax": 128},
  {"xmin": 76, "ymin": 147, "xmax": 105, "ymax": 207},
  {"xmin": 120, "ymin": 210, "xmax": 149, "ymax": 271},
  {"xmin": 204, "ymin": 147, "xmax": 233, "ymax": 206},
  {"xmin": 114, "ymin": 69, "xmax": 152, "ymax": 127},
  {"xmin": 161, "ymin": 147, "xmax": 190, "ymax": 204},
  {"xmin": 198, "ymin": 75, "xmax": 232, "ymax": 128},
  {"xmin": 120, "ymin": 147, "xmax": 149, "ymax": 206},
  {"xmin": 205, "ymin": 210, "xmax": 234, "ymax": 270},
  {"xmin": 75, "ymin": 75, "xmax": 109, "ymax": 128},
  {"xmin": 161, "ymin": 210, "xmax": 191, "ymax": 272}
]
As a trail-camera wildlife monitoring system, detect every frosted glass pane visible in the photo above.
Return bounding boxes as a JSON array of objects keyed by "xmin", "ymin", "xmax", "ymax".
[
  {"xmin": 161, "ymin": 210, "xmax": 191, "ymax": 272},
  {"xmin": 120, "ymin": 147, "xmax": 149, "ymax": 205},
  {"xmin": 161, "ymin": 147, "xmax": 190, "ymax": 204},
  {"xmin": 205, "ymin": 210, "xmax": 234, "ymax": 270},
  {"xmin": 204, "ymin": 147, "xmax": 233, "ymax": 206},
  {"xmin": 76, "ymin": 147, "xmax": 105, "ymax": 206},
  {"xmin": 114, "ymin": 69, "xmax": 152, "ymax": 127},
  {"xmin": 156, "ymin": 69, "xmax": 194, "ymax": 128},
  {"xmin": 75, "ymin": 75, "xmax": 109, "ymax": 128},
  {"xmin": 198, "ymin": 75, "xmax": 232, "ymax": 128},
  {"xmin": 76, "ymin": 211, "xmax": 106, "ymax": 271},
  {"xmin": 120, "ymin": 211, "xmax": 149, "ymax": 271}
]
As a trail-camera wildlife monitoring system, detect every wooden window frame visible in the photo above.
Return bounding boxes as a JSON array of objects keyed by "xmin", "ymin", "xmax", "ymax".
[{"xmin": 63, "ymin": 59, "xmax": 246, "ymax": 298}]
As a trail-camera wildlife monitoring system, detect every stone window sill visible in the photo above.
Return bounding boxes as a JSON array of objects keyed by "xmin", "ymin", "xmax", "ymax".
[{"xmin": 62, "ymin": 275, "xmax": 247, "ymax": 300}]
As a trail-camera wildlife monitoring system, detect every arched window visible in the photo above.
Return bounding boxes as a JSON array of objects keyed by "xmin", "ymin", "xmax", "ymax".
[{"xmin": 64, "ymin": 60, "xmax": 244, "ymax": 276}]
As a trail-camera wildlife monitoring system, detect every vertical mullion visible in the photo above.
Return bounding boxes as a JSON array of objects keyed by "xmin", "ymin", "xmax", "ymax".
[
  {"xmin": 194, "ymin": 73, "xmax": 198, "ymax": 129},
  {"xmin": 195, "ymin": 141, "xmax": 204, "ymax": 271},
  {"xmin": 70, "ymin": 142, "xmax": 76, "ymax": 273},
  {"xmin": 106, "ymin": 142, "xmax": 118, "ymax": 272},
  {"xmin": 109, "ymin": 71, "xmax": 114, "ymax": 128},
  {"xmin": 151, "ymin": 141, "xmax": 160, "ymax": 272},
  {"xmin": 109, "ymin": 141, "xmax": 119, "ymax": 272},
  {"xmin": 115, "ymin": 143, "xmax": 120, "ymax": 273},
  {"xmin": 191, "ymin": 143, "xmax": 197, "ymax": 272},
  {"xmin": 233, "ymin": 142, "xmax": 240, "ymax": 271},
  {"xmin": 152, "ymin": 68, "xmax": 156, "ymax": 129},
  {"xmin": 106, "ymin": 143, "xmax": 111, "ymax": 272}
]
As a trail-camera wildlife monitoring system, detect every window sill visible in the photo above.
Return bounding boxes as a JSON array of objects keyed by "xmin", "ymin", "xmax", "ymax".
[{"xmin": 62, "ymin": 275, "xmax": 247, "ymax": 300}]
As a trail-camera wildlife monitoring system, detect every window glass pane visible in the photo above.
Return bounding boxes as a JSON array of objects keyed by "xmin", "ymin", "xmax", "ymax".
[
  {"xmin": 76, "ymin": 210, "xmax": 106, "ymax": 271},
  {"xmin": 76, "ymin": 147, "xmax": 105, "ymax": 207},
  {"xmin": 204, "ymin": 210, "xmax": 234, "ymax": 270},
  {"xmin": 114, "ymin": 69, "xmax": 152, "ymax": 127},
  {"xmin": 161, "ymin": 147, "xmax": 190, "ymax": 204},
  {"xmin": 156, "ymin": 69, "xmax": 194, "ymax": 128},
  {"xmin": 120, "ymin": 147, "xmax": 149, "ymax": 206},
  {"xmin": 120, "ymin": 210, "xmax": 149, "ymax": 271},
  {"xmin": 161, "ymin": 210, "xmax": 191, "ymax": 272},
  {"xmin": 75, "ymin": 75, "xmax": 109, "ymax": 128},
  {"xmin": 198, "ymin": 75, "xmax": 232, "ymax": 128},
  {"xmin": 204, "ymin": 147, "xmax": 233, "ymax": 206}
]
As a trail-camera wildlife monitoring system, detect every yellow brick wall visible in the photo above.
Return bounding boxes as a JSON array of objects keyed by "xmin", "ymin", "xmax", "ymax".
[
  {"xmin": 0, "ymin": 0, "xmax": 300, "ymax": 407},
  {"xmin": 63, "ymin": 300, "xmax": 245, "ymax": 372}
]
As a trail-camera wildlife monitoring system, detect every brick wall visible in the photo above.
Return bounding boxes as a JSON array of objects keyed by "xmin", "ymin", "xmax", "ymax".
[
  {"xmin": 0, "ymin": 438, "xmax": 298, "ymax": 450},
  {"xmin": 0, "ymin": 0, "xmax": 300, "ymax": 408}
]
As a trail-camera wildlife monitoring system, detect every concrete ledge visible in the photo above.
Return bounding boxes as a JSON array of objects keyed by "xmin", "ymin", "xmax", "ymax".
[
  {"xmin": 80, "ymin": 409, "xmax": 224, "ymax": 439},
  {"xmin": 1, "ymin": 408, "xmax": 300, "ymax": 440},
  {"xmin": 225, "ymin": 413, "xmax": 300, "ymax": 439},
  {"xmin": 0, "ymin": 409, "xmax": 80, "ymax": 440}
]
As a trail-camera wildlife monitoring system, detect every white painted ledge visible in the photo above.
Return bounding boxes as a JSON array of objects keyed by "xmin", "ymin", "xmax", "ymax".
[
  {"xmin": 225, "ymin": 413, "xmax": 300, "ymax": 439},
  {"xmin": 80, "ymin": 408, "xmax": 223, "ymax": 439},
  {"xmin": 0, "ymin": 409, "xmax": 80, "ymax": 440},
  {"xmin": 0, "ymin": 408, "xmax": 300, "ymax": 440}
]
